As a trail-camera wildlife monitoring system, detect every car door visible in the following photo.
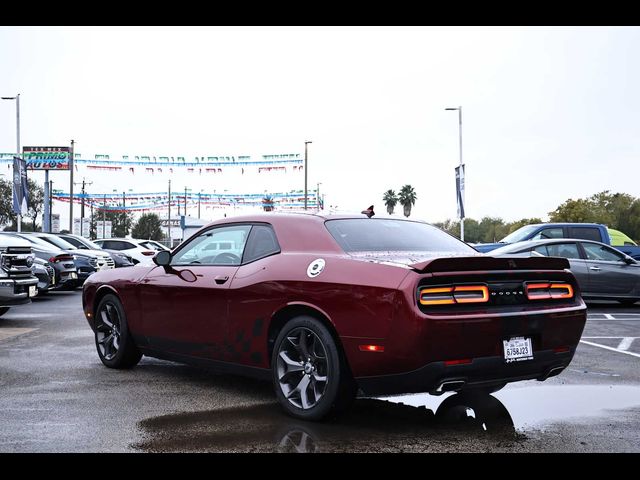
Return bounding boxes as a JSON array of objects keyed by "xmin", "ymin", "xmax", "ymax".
[
  {"xmin": 533, "ymin": 242, "xmax": 590, "ymax": 290},
  {"xmin": 580, "ymin": 242, "xmax": 638, "ymax": 295},
  {"xmin": 139, "ymin": 224, "xmax": 252, "ymax": 359}
]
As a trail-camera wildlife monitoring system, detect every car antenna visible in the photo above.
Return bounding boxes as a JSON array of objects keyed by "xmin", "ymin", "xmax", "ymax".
[{"xmin": 361, "ymin": 205, "xmax": 375, "ymax": 218}]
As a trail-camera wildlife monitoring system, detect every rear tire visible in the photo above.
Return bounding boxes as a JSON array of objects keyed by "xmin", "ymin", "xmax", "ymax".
[
  {"xmin": 436, "ymin": 391, "xmax": 513, "ymax": 432},
  {"xmin": 272, "ymin": 315, "xmax": 355, "ymax": 421},
  {"xmin": 94, "ymin": 294, "xmax": 142, "ymax": 369}
]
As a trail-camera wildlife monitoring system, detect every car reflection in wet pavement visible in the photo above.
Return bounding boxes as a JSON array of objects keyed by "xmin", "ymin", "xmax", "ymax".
[
  {"xmin": 133, "ymin": 384, "xmax": 640, "ymax": 453},
  {"xmin": 133, "ymin": 392, "xmax": 520, "ymax": 453}
]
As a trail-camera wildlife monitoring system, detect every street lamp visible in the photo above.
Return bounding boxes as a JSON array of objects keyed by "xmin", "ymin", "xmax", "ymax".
[
  {"xmin": 2, "ymin": 94, "xmax": 21, "ymax": 231},
  {"xmin": 304, "ymin": 141, "xmax": 312, "ymax": 210},
  {"xmin": 445, "ymin": 106, "xmax": 465, "ymax": 242}
]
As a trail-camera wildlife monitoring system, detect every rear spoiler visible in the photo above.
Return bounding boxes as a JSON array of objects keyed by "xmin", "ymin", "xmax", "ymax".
[{"xmin": 409, "ymin": 256, "xmax": 570, "ymax": 273}]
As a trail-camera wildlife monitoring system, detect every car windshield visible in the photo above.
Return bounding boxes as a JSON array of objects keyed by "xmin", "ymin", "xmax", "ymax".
[
  {"xmin": 325, "ymin": 219, "xmax": 475, "ymax": 253},
  {"xmin": 38, "ymin": 235, "xmax": 77, "ymax": 250},
  {"xmin": 499, "ymin": 225, "xmax": 540, "ymax": 243}
]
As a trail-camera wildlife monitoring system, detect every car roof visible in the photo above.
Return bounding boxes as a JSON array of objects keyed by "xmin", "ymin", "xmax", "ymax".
[{"xmin": 497, "ymin": 238, "xmax": 611, "ymax": 253}]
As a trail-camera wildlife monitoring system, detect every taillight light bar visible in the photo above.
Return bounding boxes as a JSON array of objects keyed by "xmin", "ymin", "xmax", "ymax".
[
  {"xmin": 525, "ymin": 282, "xmax": 574, "ymax": 300},
  {"xmin": 419, "ymin": 285, "xmax": 489, "ymax": 305}
]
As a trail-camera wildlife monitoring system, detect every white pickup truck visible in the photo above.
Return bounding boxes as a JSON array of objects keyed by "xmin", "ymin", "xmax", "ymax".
[{"xmin": 0, "ymin": 235, "xmax": 39, "ymax": 318}]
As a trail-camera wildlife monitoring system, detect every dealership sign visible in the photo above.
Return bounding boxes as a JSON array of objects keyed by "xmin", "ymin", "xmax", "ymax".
[{"xmin": 22, "ymin": 146, "xmax": 71, "ymax": 170}]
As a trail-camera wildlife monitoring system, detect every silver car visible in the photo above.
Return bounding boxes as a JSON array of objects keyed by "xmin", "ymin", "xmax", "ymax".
[{"xmin": 491, "ymin": 238, "xmax": 640, "ymax": 305}]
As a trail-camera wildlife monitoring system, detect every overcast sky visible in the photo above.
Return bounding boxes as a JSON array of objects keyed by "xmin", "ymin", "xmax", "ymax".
[{"xmin": 1, "ymin": 26, "xmax": 639, "ymax": 225}]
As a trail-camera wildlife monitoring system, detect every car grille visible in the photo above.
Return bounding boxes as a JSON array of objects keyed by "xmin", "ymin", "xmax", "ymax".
[{"xmin": 1, "ymin": 247, "xmax": 34, "ymax": 278}]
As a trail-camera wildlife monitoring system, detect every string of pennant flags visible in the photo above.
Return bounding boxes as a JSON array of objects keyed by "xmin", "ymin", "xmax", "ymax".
[{"xmin": 50, "ymin": 190, "xmax": 321, "ymax": 212}]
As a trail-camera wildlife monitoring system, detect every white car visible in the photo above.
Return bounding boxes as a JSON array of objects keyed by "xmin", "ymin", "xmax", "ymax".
[{"xmin": 93, "ymin": 238, "xmax": 168, "ymax": 265}]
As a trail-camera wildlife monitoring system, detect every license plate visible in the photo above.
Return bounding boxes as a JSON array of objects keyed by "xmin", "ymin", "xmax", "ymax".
[
  {"xmin": 28, "ymin": 285, "xmax": 37, "ymax": 297},
  {"xmin": 503, "ymin": 336, "xmax": 533, "ymax": 363}
]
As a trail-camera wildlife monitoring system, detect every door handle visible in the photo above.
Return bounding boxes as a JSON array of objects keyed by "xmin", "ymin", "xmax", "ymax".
[
  {"xmin": 214, "ymin": 275, "xmax": 229, "ymax": 284},
  {"xmin": 589, "ymin": 266, "xmax": 601, "ymax": 271}
]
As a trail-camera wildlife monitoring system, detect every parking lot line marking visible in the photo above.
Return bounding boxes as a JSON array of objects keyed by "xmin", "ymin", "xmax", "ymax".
[
  {"xmin": 604, "ymin": 313, "xmax": 615, "ymax": 320},
  {"xmin": 580, "ymin": 340, "xmax": 640, "ymax": 359},
  {"xmin": 617, "ymin": 337, "xmax": 636, "ymax": 351},
  {"xmin": 0, "ymin": 328, "xmax": 37, "ymax": 342}
]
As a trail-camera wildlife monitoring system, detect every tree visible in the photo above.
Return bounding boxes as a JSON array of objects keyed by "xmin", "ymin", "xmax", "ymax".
[
  {"xmin": 398, "ymin": 185, "xmax": 417, "ymax": 217},
  {"xmin": 26, "ymin": 179, "xmax": 44, "ymax": 231},
  {"xmin": 505, "ymin": 218, "xmax": 544, "ymax": 235},
  {"xmin": 132, "ymin": 213, "xmax": 164, "ymax": 240},
  {"xmin": 0, "ymin": 179, "xmax": 13, "ymax": 227},
  {"xmin": 262, "ymin": 195, "xmax": 274, "ymax": 212},
  {"xmin": 548, "ymin": 198, "xmax": 595, "ymax": 223},
  {"xmin": 0, "ymin": 178, "xmax": 44, "ymax": 231},
  {"xmin": 97, "ymin": 209, "xmax": 133, "ymax": 238},
  {"xmin": 382, "ymin": 189, "xmax": 398, "ymax": 215}
]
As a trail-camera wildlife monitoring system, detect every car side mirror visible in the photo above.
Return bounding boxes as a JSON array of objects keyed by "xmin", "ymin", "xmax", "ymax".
[
  {"xmin": 153, "ymin": 250, "xmax": 172, "ymax": 266},
  {"xmin": 623, "ymin": 256, "xmax": 636, "ymax": 265}
]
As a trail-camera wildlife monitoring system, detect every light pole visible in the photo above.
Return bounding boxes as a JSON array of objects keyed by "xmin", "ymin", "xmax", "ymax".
[
  {"xmin": 445, "ymin": 106, "xmax": 465, "ymax": 242},
  {"xmin": 2, "ymin": 94, "xmax": 21, "ymax": 231},
  {"xmin": 304, "ymin": 141, "xmax": 312, "ymax": 210},
  {"xmin": 316, "ymin": 182, "xmax": 322, "ymax": 212}
]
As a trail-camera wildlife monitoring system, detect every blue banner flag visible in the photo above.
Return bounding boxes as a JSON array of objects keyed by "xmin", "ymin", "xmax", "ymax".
[
  {"xmin": 455, "ymin": 164, "xmax": 465, "ymax": 219},
  {"xmin": 12, "ymin": 156, "xmax": 28, "ymax": 215}
]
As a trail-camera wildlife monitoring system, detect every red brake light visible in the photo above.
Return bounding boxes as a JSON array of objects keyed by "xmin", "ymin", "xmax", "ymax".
[
  {"xmin": 525, "ymin": 282, "xmax": 574, "ymax": 300},
  {"xmin": 419, "ymin": 285, "xmax": 489, "ymax": 305}
]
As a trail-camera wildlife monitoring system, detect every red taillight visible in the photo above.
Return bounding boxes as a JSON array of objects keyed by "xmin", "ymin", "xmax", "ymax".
[
  {"xmin": 444, "ymin": 358, "xmax": 473, "ymax": 366},
  {"xmin": 554, "ymin": 346, "xmax": 570, "ymax": 354},
  {"xmin": 419, "ymin": 285, "xmax": 489, "ymax": 306},
  {"xmin": 141, "ymin": 251, "xmax": 155, "ymax": 256},
  {"xmin": 525, "ymin": 282, "xmax": 574, "ymax": 300},
  {"xmin": 358, "ymin": 345, "xmax": 385, "ymax": 352}
]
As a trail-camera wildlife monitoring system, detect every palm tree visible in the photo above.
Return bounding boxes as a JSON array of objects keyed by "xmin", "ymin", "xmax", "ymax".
[
  {"xmin": 262, "ymin": 195, "xmax": 274, "ymax": 212},
  {"xmin": 398, "ymin": 184, "xmax": 417, "ymax": 217},
  {"xmin": 382, "ymin": 189, "xmax": 398, "ymax": 215}
]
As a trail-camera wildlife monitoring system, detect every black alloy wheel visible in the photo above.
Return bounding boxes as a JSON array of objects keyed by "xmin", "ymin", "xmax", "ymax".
[
  {"xmin": 272, "ymin": 316, "xmax": 355, "ymax": 421},
  {"xmin": 95, "ymin": 294, "xmax": 142, "ymax": 369}
]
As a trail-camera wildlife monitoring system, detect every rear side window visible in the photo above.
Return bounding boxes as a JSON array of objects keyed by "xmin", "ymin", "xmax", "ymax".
[
  {"xmin": 325, "ymin": 219, "xmax": 475, "ymax": 253},
  {"xmin": 545, "ymin": 242, "xmax": 581, "ymax": 259},
  {"xmin": 243, "ymin": 225, "xmax": 280, "ymax": 263},
  {"xmin": 568, "ymin": 227, "xmax": 602, "ymax": 242}
]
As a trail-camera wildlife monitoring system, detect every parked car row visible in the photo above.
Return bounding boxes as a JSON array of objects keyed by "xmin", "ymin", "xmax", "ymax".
[{"xmin": 0, "ymin": 232, "xmax": 166, "ymax": 318}]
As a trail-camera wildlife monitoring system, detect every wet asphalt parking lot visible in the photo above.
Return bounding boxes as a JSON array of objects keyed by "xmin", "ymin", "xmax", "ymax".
[{"xmin": 1, "ymin": 290, "xmax": 639, "ymax": 452}]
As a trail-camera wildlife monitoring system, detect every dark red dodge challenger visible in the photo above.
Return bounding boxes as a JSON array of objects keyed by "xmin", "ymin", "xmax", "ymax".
[{"xmin": 82, "ymin": 213, "xmax": 587, "ymax": 420}]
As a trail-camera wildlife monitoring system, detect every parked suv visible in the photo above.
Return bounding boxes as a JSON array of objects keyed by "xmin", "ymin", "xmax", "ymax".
[
  {"xmin": 0, "ymin": 235, "xmax": 39, "ymax": 317},
  {"xmin": 55, "ymin": 233, "xmax": 134, "ymax": 268},
  {"xmin": 93, "ymin": 238, "xmax": 166, "ymax": 265}
]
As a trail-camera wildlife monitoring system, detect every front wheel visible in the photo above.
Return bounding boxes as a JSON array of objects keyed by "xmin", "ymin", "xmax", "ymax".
[
  {"xmin": 94, "ymin": 294, "xmax": 142, "ymax": 369},
  {"xmin": 272, "ymin": 316, "xmax": 355, "ymax": 421}
]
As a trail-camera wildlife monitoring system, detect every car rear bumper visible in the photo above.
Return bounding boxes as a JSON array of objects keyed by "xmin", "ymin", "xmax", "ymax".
[{"xmin": 355, "ymin": 348, "xmax": 575, "ymax": 396}]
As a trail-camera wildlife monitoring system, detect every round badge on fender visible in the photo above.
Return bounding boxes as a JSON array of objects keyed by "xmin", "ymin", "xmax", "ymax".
[{"xmin": 307, "ymin": 259, "xmax": 326, "ymax": 278}]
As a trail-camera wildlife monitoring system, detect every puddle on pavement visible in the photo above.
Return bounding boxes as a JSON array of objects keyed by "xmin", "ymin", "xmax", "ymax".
[
  {"xmin": 133, "ymin": 384, "xmax": 640, "ymax": 452},
  {"xmin": 382, "ymin": 384, "xmax": 640, "ymax": 431}
]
